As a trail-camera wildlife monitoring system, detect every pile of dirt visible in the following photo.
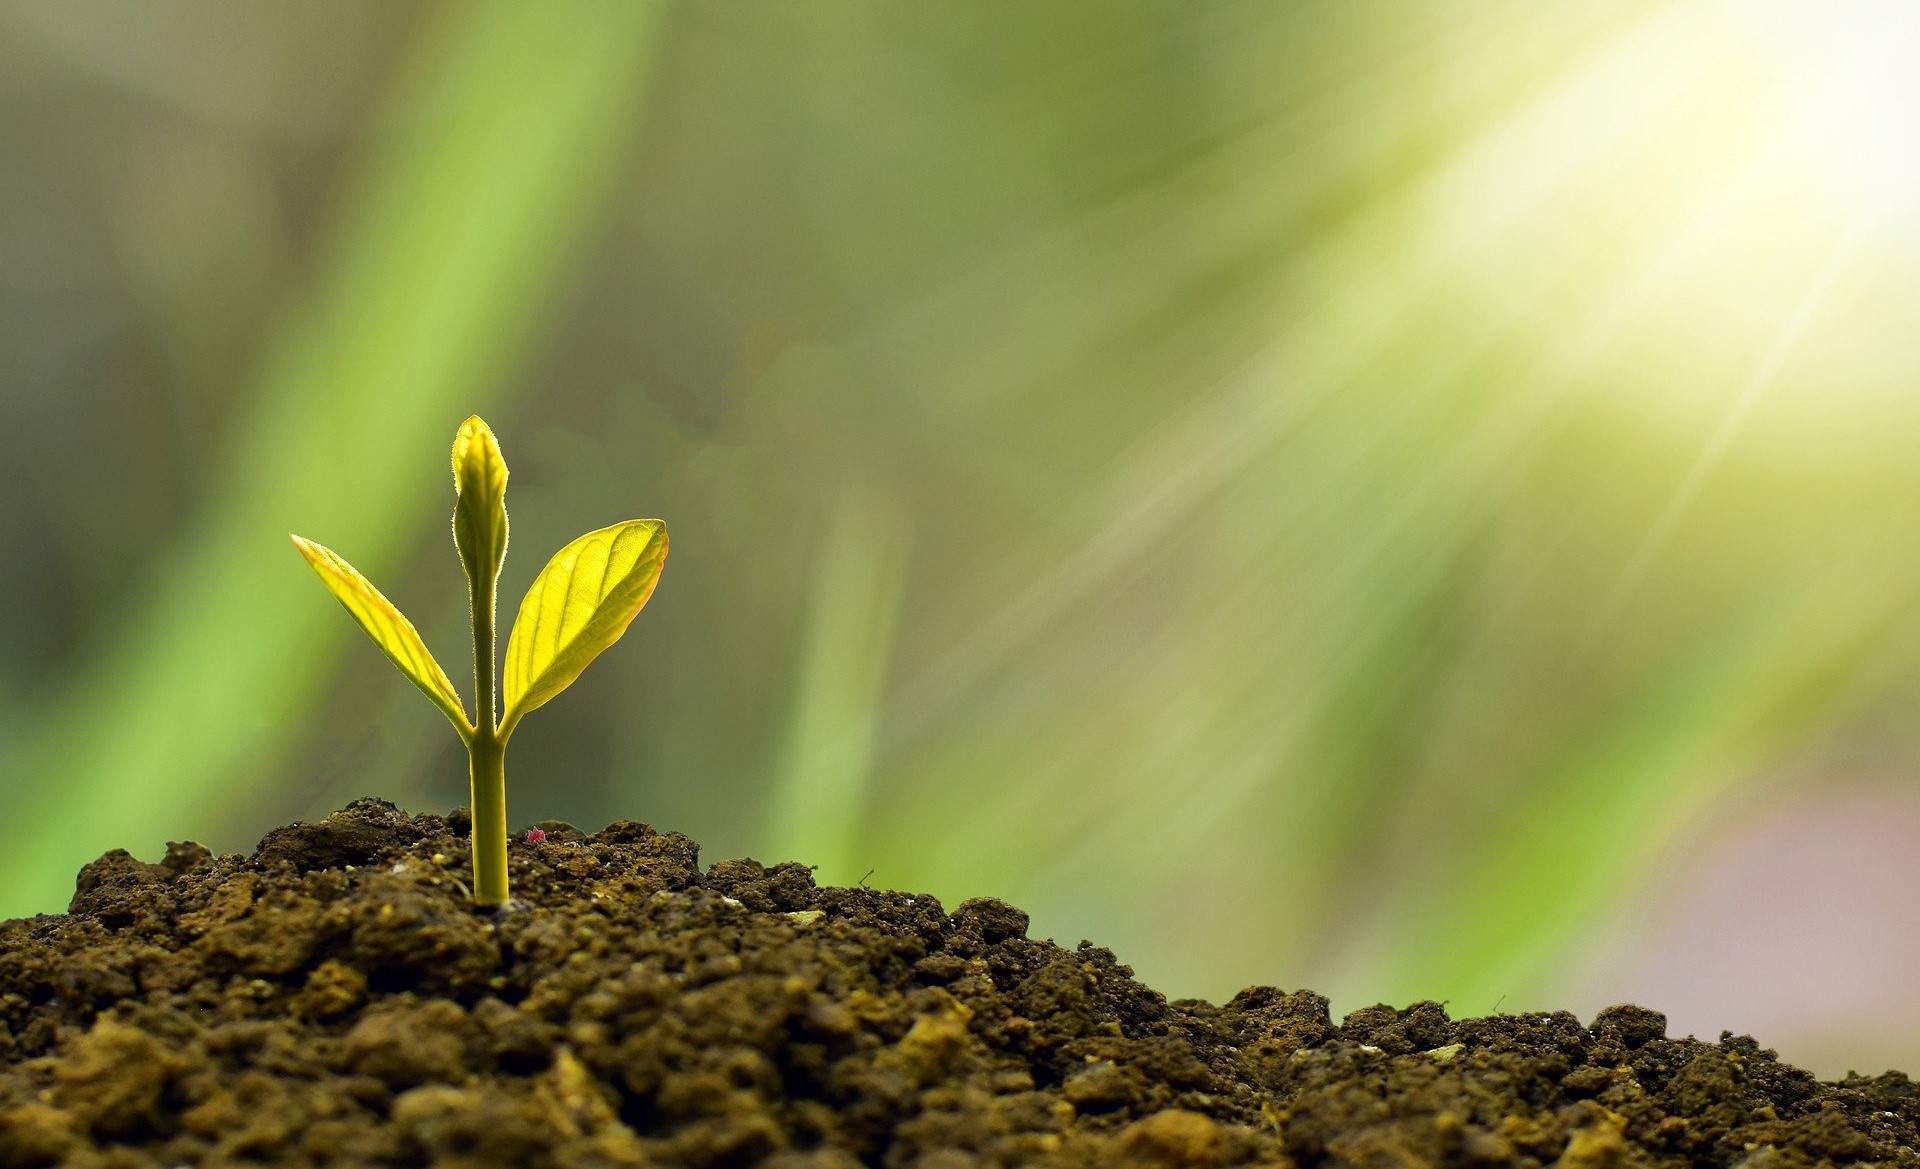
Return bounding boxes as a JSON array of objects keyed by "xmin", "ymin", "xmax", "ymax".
[{"xmin": 0, "ymin": 799, "xmax": 1914, "ymax": 1169}]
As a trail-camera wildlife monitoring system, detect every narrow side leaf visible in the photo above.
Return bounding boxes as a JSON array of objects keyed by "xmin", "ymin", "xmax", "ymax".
[
  {"xmin": 291, "ymin": 535, "xmax": 472, "ymax": 739},
  {"xmin": 451, "ymin": 415, "xmax": 510, "ymax": 588},
  {"xmin": 500, "ymin": 519, "xmax": 667, "ymax": 737}
]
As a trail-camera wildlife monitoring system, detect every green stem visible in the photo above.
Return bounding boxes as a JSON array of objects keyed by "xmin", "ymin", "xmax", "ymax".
[
  {"xmin": 470, "ymin": 541, "xmax": 498, "ymax": 740},
  {"xmin": 468, "ymin": 730, "xmax": 508, "ymax": 904},
  {"xmin": 469, "ymin": 501, "xmax": 505, "ymax": 903}
]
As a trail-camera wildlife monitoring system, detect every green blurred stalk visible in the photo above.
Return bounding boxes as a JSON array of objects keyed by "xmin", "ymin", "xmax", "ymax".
[
  {"xmin": 764, "ymin": 479, "xmax": 913, "ymax": 881},
  {"xmin": 0, "ymin": 1, "xmax": 661, "ymax": 918},
  {"xmin": 1347, "ymin": 566, "xmax": 1914, "ymax": 1010}
]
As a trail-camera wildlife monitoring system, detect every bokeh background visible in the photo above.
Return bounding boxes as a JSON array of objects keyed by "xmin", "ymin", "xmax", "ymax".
[{"xmin": 4, "ymin": 0, "xmax": 1920, "ymax": 1077}]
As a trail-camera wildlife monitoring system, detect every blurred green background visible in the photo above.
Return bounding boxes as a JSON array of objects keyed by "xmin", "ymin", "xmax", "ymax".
[{"xmin": 5, "ymin": 0, "xmax": 1920, "ymax": 1076}]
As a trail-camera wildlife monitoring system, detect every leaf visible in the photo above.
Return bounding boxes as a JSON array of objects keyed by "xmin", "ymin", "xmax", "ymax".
[
  {"xmin": 500, "ymin": 519, "xmax": 667, "ymax": 736},
  {"xmin": 451, "ymin": 415, "xmax": 510, "ymax": 590},
  {"xmin": 291, "ymin": 535, "xmax": 472, "ymax": 738}
]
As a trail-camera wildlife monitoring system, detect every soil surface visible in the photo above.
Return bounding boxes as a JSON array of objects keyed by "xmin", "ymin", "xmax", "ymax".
[{"xmin": 1, "ymin": 800, "xmax": 1915, "ymax": 1169}]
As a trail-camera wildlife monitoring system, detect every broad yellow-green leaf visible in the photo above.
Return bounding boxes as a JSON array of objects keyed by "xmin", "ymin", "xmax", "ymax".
[
  {"xmin": 291, "ymin": 535, "xmax": 472, "ymax": 738},
  {"xmin": 451, "ymin": 415, "xmax": 509, "ymax": 590},
  {"xmin": 500, "ymin": 519, "xmax": 667, "ymax": 736}
]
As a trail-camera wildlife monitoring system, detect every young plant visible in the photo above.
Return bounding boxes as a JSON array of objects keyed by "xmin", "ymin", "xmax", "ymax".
[{"xmin": 291, "ymin": 416, "xmax": 667, "ymax": 905}]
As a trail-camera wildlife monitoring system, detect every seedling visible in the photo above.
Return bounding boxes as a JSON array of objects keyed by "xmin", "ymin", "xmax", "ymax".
[{"xmin": 292, "ymin": 416, "xmax": 667, "ymax": 905}]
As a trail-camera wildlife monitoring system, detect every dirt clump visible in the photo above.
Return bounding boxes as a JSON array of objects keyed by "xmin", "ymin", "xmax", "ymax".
[{"xmin": 0, "ymin": 799, "xmax": 1913, "ymax": 1168}]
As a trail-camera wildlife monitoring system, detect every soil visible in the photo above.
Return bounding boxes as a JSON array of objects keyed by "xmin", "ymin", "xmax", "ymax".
[{"xmin": 0, "ymin": 800, "xmax": 1914, "ymax": 1169}]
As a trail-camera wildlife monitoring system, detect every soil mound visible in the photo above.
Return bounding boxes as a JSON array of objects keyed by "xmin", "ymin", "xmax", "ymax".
[{"xmin": 0, "ymin": 799, "xmax": 1914, "ymax": 1168}]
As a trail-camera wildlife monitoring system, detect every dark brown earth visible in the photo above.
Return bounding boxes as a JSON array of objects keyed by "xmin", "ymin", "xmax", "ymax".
[{"xmin": 1, "ymin": 800, "xmax": 1915, "ymax": 1169}]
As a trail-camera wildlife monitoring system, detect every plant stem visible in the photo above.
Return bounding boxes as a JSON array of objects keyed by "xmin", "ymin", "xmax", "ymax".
[
  {"xmin": 468, "ymin": 730, "xmax": 508, "ymax": 904},
  {"xmin": 469, "ymin": 489, "xmax": 505, "ymax": 903}
]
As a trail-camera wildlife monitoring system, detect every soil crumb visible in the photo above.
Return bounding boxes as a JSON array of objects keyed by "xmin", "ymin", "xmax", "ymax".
[{"xmin": 1, "ymin": 799, "xmax": 1914, "ymax": 1168}]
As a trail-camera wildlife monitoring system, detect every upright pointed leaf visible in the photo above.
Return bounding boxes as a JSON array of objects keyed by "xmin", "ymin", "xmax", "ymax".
[
  {"xmin": 292, "ymin": 535, "xmax": 472, "ymax": 738},
  {"xmin": 451, "ymin": 415, "xmax": 510, "ymax": 588},
  {"xmin": 501, "ymin": 519, "xmax": 667, "ymax": 736}
]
